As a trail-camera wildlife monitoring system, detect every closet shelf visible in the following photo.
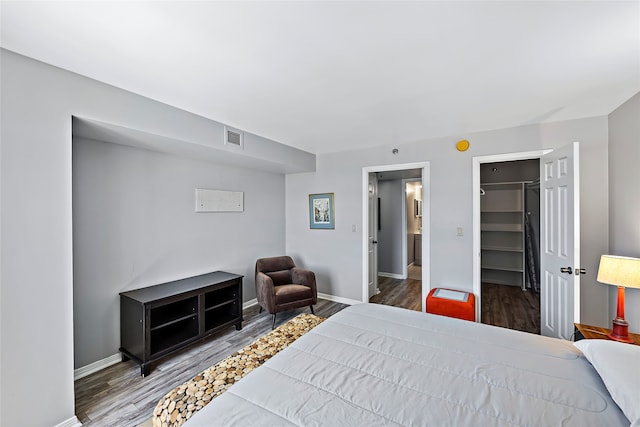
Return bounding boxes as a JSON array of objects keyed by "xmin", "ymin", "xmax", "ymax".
[
  {"xmin": 481, "ymin": 209, "xmax": 523, "ymax": 213},
  {"xmin": 481, "ymin": 225, "xmax": 523, "ymax": 232},
  {"xmin": 481, "ymin": 246, "xmax": 523, "ymax": 252},
  {"xmin": 481, "ymin": 181, "xmax": 526, "ymax": 290},
  {"xmin": 481, "ymin": 181, "xmax": 535, "ymax": 186},
  {"xmin": 481, "ymin": 264, "xmax": 524, "ymax": 273}
]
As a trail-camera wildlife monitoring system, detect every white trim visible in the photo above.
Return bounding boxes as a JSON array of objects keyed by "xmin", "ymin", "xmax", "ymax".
[
  {"xmin": 242, "ymin": 298, "xmax": 258, "ymax": 310},
  {"xmin": 420, "ymin": 167, "xmax": 431, "ymax": 312},
  {"xmin": 472, "ymin": 149, "xmax": 550, "ymax": 322},
  {"xmin": 378, "ymin": 272, "xmax": 405, "ymax": 279},
  {"xmin": 362, "ymin": 162, "xmax": 430, "ymax": 311},
  {"xmin": 571, "ymin": 142, "xmax": 581, "ymax": 324},
  {"xmin": 54, "ymin": 415, "xmax": 82, "ymax": 427},
  {"xmin": 317, "ymin": 292, "xmax": 361, "ymax": 306},
  {"xmin": 74, "ymin": 353, "xmax": 122, "ymax": 381}
]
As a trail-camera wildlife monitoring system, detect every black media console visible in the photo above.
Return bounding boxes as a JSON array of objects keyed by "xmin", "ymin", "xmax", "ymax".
[{"xmin": 119, "ymin": 271, "xmax": 243, "ymax": 376}]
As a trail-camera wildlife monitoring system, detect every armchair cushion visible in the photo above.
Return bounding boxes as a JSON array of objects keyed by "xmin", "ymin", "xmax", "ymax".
[
  {"xmin": 274, "ymin": 284, "xmax": 314, "ymax": 305},
  {"xmin": 266, "ymin": 270, "xmax": 292, "ymax": 287}
]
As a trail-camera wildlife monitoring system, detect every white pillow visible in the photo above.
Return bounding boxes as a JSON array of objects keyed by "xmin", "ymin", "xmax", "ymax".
[{"xmin": 574, "ymin": 339, "xmax": 640, "ymax": 426}]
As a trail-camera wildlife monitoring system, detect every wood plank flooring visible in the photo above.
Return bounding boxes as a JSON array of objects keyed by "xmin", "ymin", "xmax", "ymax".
[
  {"xmin": 369, "ymin": 265, "xmax": 422, "ymax": 311},
  {"xmin": 481, "ymin": 282, "xmax": 541, "ymax": 334},
  {"xmin": 74, "ymin": 299, "xmax": 348, "ymax": 427},
  {"xmin": 369, "ymin": 268, "xmax": 540, "ymax": 336}
]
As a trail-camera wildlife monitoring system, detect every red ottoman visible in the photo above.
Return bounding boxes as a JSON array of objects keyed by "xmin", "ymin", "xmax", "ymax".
[{"xmin": 426, "ymin": 288, "xmax": 475, "ymax": 321}]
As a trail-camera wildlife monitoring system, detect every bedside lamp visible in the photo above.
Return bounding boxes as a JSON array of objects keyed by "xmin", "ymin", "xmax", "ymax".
[{"xmin": 596, "ymin": 255, "xmax": 640, "ymax": 343}]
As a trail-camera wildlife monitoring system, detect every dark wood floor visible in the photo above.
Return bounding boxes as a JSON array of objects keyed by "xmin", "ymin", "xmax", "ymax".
[
  {"xmin": 369, "ymin": 268, "xmax": 540, "ymax": 335},
  {"xmin": 74, "ymin": 299, "xmax": 349, "ymax": 427},
  {"xmin": 481, "ymin": 282, "xmax": 541, "ymax": 334},
  {"xmin": 369, "ymin": 265, "xmax": 422, "ymax": 311}
]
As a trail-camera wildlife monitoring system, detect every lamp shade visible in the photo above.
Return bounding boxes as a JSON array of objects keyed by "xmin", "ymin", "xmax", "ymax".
[{"xmin": 597, "ymin": 255, "xmax": 640, "ymax": 289}]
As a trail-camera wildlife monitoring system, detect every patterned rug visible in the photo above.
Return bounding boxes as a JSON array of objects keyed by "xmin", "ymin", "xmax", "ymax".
[{"xmin": 152, "ymin": 313, "xmax": 325, "ymax": 427}]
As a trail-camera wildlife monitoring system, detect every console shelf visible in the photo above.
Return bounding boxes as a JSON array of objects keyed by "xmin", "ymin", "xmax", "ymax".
[{"xmin": 120, "ymin": 271, "xmax": 243, "ymax": 376}]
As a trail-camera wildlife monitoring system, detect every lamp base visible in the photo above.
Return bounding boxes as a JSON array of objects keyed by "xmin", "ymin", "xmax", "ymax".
[{"xmin": 608, "ymin": 318, "xmax": 633, "ymax": 343}]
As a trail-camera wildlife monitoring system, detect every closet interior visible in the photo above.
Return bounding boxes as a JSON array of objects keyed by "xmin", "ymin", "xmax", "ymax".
[
  {"xmin": 480, "ymin": 159, "xmax": 541, "ymax": 333},
  {"xmin": 481, "ymin": 159, "xmax": 540, "ymax": 290}
]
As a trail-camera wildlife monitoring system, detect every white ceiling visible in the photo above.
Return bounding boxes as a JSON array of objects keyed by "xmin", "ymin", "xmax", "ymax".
[{"xmin": 1, "ymin": 1, "xmax": 639, "ymax": 155}]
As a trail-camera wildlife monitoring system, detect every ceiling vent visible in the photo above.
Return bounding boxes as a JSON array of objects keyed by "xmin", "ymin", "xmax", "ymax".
[{"xmin": 224, "ymin": 126, "xmax": 244, "ymax": 150}]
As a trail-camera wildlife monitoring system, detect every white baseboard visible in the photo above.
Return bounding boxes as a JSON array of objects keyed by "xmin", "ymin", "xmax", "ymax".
[
  {"xmin": 378, "ymin": 272, "xmax": 405, "ymax": 279},
  {"xmin": 54, "ymin": 415, "xmax": 82, "ymax": 427},
  {"xmin": 247, "ymin": 294, "xmax": 361, "ymax": 308},
  {"xmin": 317, "ymin": 292, "xmax": 362, "ymax": 306},
  {"xmin": 243, "ymin": 298, "xmax": 258, "ymax": 309},
  {"xmin": 74, "ymin": 353, "xmax": 122, "ymax": 381}
]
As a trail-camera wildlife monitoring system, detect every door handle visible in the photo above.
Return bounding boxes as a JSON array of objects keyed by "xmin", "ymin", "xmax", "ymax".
[
  {"xmin": 560, "ymin": 267, "xmax": 573, "ymax": 274},
  {"xmin": 372, "ymin": 240, "xmax": 378, "ymax": 244},
  {"xmin": 575, "ymin": 268, "xmax": 586, "ymax": 275}
]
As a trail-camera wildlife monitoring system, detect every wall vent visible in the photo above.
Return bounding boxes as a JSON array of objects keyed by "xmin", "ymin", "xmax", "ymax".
[{"xmin": 224, "ymin": 126, "xmax": 244, "ymax": 149}]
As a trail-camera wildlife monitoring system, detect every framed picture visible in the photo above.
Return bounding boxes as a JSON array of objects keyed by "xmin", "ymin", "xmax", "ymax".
[{"xmin": 309, "ymin": 193, "xmax": 335, "ymax": 229}]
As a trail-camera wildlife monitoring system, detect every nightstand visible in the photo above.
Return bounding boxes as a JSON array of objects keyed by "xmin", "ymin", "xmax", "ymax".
[{"xmin": 574, "ymin": 323, "xmax": 640, "ymax": 346}]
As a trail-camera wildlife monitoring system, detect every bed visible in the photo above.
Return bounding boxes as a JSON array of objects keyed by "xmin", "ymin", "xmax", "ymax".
[{"xmin": 185, "ymin": 303, "xmax": 637, "ymax": 426}]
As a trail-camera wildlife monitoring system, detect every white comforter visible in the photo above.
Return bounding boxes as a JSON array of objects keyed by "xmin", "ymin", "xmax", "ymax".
[{"xmin": 186, "ymin": 303, "xmax": 629, "ymax": 426}]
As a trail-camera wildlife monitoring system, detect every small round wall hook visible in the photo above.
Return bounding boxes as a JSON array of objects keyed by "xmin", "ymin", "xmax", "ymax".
[{"xmin": 392, "ymin": 148, "xmax": 399, "ymax": 154}]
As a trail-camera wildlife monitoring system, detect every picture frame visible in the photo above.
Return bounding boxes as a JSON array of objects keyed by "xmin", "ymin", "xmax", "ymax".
[{"xmin": 309, "ymin": 193, "xmax": 335, "ymax": 229}]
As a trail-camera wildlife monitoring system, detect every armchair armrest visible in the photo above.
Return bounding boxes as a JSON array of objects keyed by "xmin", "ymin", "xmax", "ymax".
[
  {"xmin": 255, "ymin": 271, "xmax": 276, "ymax": 311},
  {"xmin": 292, "ymin": 268, "xmax": 317, "ymax": 303}
]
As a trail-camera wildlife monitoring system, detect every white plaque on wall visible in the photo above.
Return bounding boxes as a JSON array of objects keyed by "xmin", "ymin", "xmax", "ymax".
[{"xmin": 195, "ymin": 188, "xmax": 244, "ymax": 212}]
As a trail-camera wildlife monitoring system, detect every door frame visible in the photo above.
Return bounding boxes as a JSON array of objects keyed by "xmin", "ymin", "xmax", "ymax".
[
  {"xmin": 362, "ymin": 161, "xmax": 430, "ymax": 311},
  {"xmin": 472, "ymin": 150, "xmax": 550, "ymax": 320},
  {"xmin": 367, "ymin": 173, "xmax": 379, "ymax": 298}
]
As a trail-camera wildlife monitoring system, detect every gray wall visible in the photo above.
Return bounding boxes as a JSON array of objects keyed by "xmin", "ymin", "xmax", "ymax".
[
  {"xmin": 608, "ymin": 92, "xmax": 640, "ymax": 333},
  {"xmin": 285, "ymin": 116, "xmax": 611, "ymax": 328},
  {"xmin": 0, "ymin": 49, "xmax": 311, "ymax": 427},
  {"xmin": 73, "ymin": 138, "xmax": 286, "ymax": 369},
  {"xmin": 377, "ymin": 179, "xmax": 404, "ymax": 276}
]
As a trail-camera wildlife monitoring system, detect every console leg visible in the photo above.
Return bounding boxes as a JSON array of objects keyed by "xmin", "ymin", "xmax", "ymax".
[{"xmin": 141, "ymin": 363, "xmax": 150, "ymax": 377}]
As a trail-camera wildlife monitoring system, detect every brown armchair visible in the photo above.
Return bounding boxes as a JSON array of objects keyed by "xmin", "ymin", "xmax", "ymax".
[{"xmin": 255, "ymin": 256, "xmax": 317, "ymax": 328}]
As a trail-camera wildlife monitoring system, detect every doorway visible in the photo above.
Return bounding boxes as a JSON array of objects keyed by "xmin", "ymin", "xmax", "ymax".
[
  {"xmin": 479, "ymin": 159, "xmax": 541, "ymax": 334},
  {"xmin": 362, "ymin": 162, "xmax": 430, "ymax": 312},
  {"xmin": 369, "ymin": 176, "xmax": 422, "ymax": 311},
  {"xmin": 472, "ymin": 145, "xmax": 581, "ymax": 339}
]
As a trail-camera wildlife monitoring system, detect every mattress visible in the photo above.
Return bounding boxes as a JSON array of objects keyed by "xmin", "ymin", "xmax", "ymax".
[{"xmin": 185, "ymin": 303, "xmax": 629, "ymax": 426}]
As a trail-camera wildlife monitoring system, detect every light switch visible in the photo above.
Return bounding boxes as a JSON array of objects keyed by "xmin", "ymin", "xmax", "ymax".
[{"xmin": 457, "ymin": 227, "xmax": 463, "ymax": 237}]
